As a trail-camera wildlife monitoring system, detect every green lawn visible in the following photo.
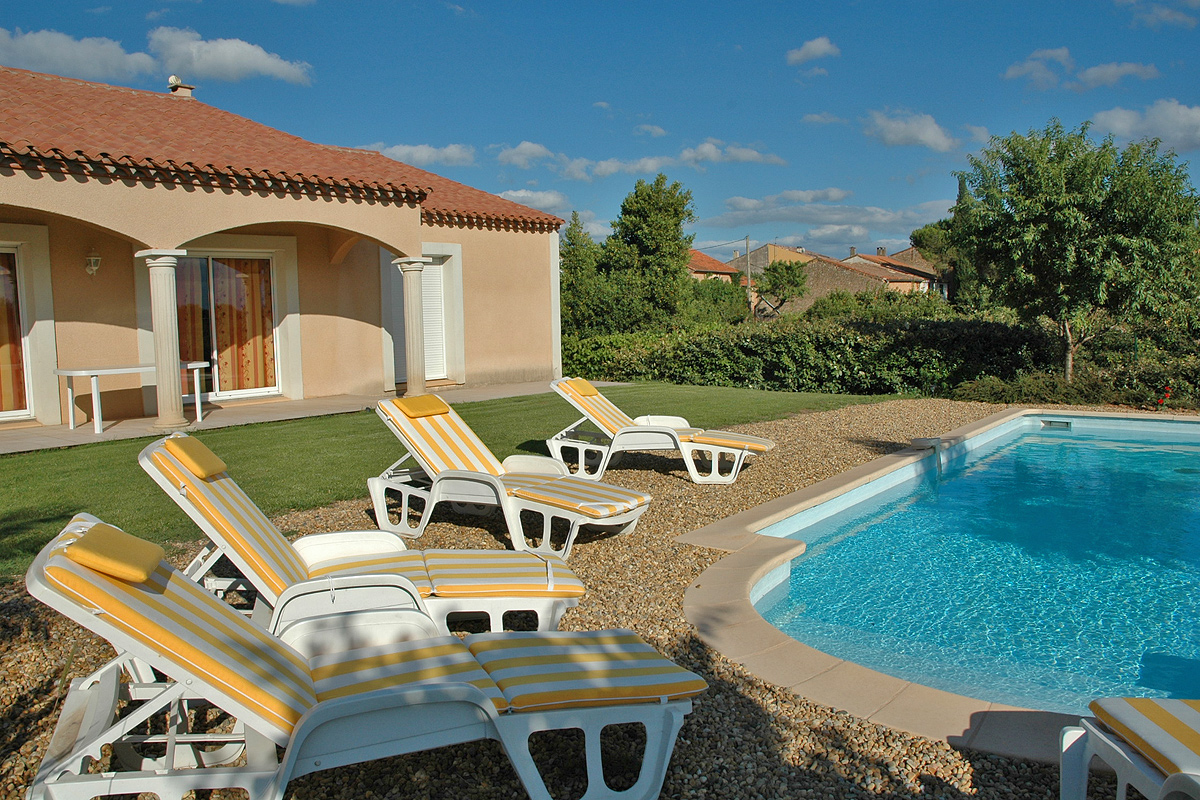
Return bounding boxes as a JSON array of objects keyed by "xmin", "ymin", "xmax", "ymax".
[{"xmin": 0, "ymin": 383, "xmax": 896, "ymax": 578}]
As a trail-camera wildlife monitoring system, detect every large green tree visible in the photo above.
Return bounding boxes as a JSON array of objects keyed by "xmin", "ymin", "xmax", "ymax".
[
  {"xmin": 601, "ymin": 173, "xmax": 696, "ymax": 325},
  {"xmin": 755, "ymin": 259, "xmax": 808, "ymax": 316},
  {"xmin": 559, "ymin": 211, "xmax": 607, "ymax": 335},
  {"xmin": 952, "ymin": 120, "xmax": 1200, "ymax": 380}
]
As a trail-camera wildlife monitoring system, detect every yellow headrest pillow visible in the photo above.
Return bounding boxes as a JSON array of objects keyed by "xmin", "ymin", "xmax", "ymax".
[
  {"xmin": 164, "ymin": 435, "xmax": 227, "ymax": 479},
  {"xmin": 391, "ymin": 395, "xmax": 450, "ymax": 419},
  {"xmin": 65, "ymin": 523, "xmax": 165, "ymax": 583},
  {"xmin": 566, "ymin": 378, "xmax": 599, "ymax": 397}
]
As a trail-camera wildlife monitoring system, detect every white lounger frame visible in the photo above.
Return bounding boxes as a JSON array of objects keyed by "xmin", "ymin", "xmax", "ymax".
[
  {"xmin": 26, "ymin": 520, "xmax": 697, "ymax": 800},
  {"xmin": 1061, "ymin": 719, "xmax": 1200, "ymax": 800}
]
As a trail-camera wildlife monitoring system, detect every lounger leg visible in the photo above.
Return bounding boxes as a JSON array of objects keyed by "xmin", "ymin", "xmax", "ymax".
[
  {"xmin": 368, "ymin": 477, "xmax": 432, "ymax": 538},
  {"xmin": 1060, "ymin": 726, "xmax": 1090, "ymax": 800},
  {"xmin": 681, "ymin": 444, "xmax": 748, "ymax": 485}
]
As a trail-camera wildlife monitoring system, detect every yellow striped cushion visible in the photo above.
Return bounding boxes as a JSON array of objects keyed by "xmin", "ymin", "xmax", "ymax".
[
  {"xmin": 501, "ymin": 474, "xmax": 650, "ymax": 519},
  {"xmin": 149, "ymin": 449, "xmax": 310, "ymax": 599},
  {"xmin": 378, "ymin": 399, "xmax": 505, "ymax": 476},
  {"xmin": 423, "ymin": 550, "xmax": 585, "ymax": 598},
  {"xmin": 65, "ymin": 523, "xmax": 165, "ymax": 583},
  {"xmin": 392, "ymin": 394, "xmax": 451, "ymax": 419},
  {"xmin": 304, "ymin": 551, "xmax": 434, "ymax": 597},
  {"xmin": 556, "ymin": 380, "xmax": 635, "ymax": 435},
  {"xmin": 465, "ymin": 629, "xmax": 707, "ymax": 712},
  {"xmin": 310, "ymin": 635, "xmax": 507, "ymax": 712},
  {"xmin": 685, "ymin": 430, "xmax": 774, "ymax": 453},
  {"xmin": 565, "ymin": 378, "xmax": 600, "ymax": 397},
  {"xmin": 1091, "ymin": 697, "xmax": 1200, "ymax": 775},
  {"xmin": 45, "ymin": 539, "xmax": 316, "ymax": 744}
]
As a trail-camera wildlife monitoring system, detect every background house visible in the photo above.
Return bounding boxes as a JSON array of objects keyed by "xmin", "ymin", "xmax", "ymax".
[
  {"xmin": 844, "ymin": 247, "xmax": 947, "ymax": 297},
  {"xmin": 687, "ymin": 250, "xmax": 741, "ymax": 283},
  {"xmin": 0, "ymin": 66, "xmax": 563, "ymax": 431}
]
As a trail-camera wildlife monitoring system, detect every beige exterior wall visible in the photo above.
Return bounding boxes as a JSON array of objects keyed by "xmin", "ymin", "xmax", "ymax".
[
  {"xmin": 422, "ymin": 223, "xmax": 556, "ymax": 386},
  {"xmin": 783, "ymin": 260, "xmax": 889, "ymax": 313}
]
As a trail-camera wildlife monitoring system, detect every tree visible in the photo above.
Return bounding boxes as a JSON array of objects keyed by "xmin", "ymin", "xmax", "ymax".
[
  {"xmin": 559, "ymin": 212, "xmax": 607, "ymax": 336},
  {"xmin": 755, "ymin": 259, "xmax": 808, "ymax": 316},
  {"xmin": 952, "ymin": 120, "xmax": 1200, "ymax": 380},
  {"xmin": 600, "ymin": 174, "xmax": 696, "ymax": 325}
]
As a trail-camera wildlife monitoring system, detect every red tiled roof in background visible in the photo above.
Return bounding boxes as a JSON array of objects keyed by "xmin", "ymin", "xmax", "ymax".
[
  {"xmin": 0, "ymin": 66, "xmax": 561, "ymax": 233},
  {"xmin": 688, "ymin": 249, "xmax": 740, "ymax": 276},
  {"xmin": 849, "ymin": 252, "xmax": 939, "ymax": 280}
]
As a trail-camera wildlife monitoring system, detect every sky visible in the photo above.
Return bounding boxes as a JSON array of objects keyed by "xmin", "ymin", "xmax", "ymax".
[{"xmin": 2, "ymin": 1, "xmax": 1199, "ymax": 261}]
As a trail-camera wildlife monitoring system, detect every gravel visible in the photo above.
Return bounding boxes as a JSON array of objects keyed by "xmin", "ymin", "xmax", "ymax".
[{"xmin": 0, "ymin": 398, "xmax": 1123, "ymax": 800}]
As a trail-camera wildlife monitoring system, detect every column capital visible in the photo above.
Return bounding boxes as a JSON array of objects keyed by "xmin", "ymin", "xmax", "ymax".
[
  {"xmin": 392, "ymin": 256, "xmax": 433, "ymax": 273},
  {"xmin": 135, "ymin": 249, "xmax": 188, "ymax": 260}
]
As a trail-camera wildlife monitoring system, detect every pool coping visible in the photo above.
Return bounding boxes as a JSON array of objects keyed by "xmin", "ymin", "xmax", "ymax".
[{"xmin": 678, "ymin": 406, "xmax": 1196, "ymax": 764}]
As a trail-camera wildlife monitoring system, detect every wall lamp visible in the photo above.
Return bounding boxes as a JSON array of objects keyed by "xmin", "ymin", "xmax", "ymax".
[{"xmin": 85, "ymin": 250, "xmax": 101, "ymax": 276}]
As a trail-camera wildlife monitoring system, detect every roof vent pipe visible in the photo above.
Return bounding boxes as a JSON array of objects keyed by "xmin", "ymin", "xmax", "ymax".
[
  {"xmin": 877, "ymin": 246, "xmax": 887, "ymax": 256},
  {"xmin": 849, "ymin": 246, "xmax": 857, "ymax": 256},
  {"xmin": 167, "ymin": 75, "xmax": 195, "ymax": 97}
]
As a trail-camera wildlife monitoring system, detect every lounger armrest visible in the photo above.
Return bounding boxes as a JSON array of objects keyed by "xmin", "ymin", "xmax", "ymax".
[
  {"xmin": 1160, "ymin": 771, "xmax": 1200, "ymax": 800},
  {"xmin": 430, "ymin": 470, "xmax": 508, "ymax": 503},
  {"xmin": 292, "ymin": 530, "xmax": 408, "ymax": 565},
  {"xmin": 277, "ymin": 608, "xmax": 442, "ymax": 656},
  {"xmin": 634, "ymin": 414, "xmax": 691, "ymax": 428},
  {"xmin": 271, "ymin": 574, "xmax": 430, "ymax": 636},
  {"xmin": 501, "ymin": 454, "xmax": 570, "ymax": 476}
]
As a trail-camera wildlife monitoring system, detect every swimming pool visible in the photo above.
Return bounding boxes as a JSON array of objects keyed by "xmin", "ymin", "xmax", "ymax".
[{"xmin": 752, "ymin": 413, "xmax": 1200, "ymax": 715}]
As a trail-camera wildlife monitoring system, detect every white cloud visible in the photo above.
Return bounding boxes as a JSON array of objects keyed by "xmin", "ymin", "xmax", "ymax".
[
  {"xmin": 592, "ymin": 155, "xmax": 677, "ymax": 178},
  {"xmin": 1093, "ymin": 98, "xmax": 1200, "ymax": 151},
  {"xmin": 806, "ymin": 224, "xmax": 870, "ymax": 243},
  {"xmin": 148, "ymin": 27, "xmax": 311, "ymax": 84},
  {"xmin": 964, "ymin": 124, "xmax": 991, "ymax": 143},
  {"xmin": 864, "ymin": 110, "xmax": 958, "ymax": 152},
  {"xmin": 723, "ymin": 188, "xmax": 853, "ymax": 211},
  {"xmin": 680, "ymin": 138, "xmax": 785, "ymax": 166},
  {"xmin": 558, "ymin": 156, "xmax": 595, "ymax": 181},
  {"xmin": 704, "ymin": 191, "xmax": 951, "ymax": 235},
  {"xmin": 498, "ymin": 189, "xmax": 570, "ymax": 213},
  {"xmin": 1120, "ymin": 1, "xmax": 1199, "ymax": 28},
  {"xmin": 802, "ymin": 112, "xmax": 846, "ymax": 125},
  {"xmin": 1005, "ymin": 47, "xmax": 1074, "ymax": 89},
  {"xmin": 575, "ymin": 210, "xmax": 608, "ymax": 238},
  {"xmin": 635, "ymin": 124, "xmax": 667, "ymax": 137},
  {"xmin": 497, "ymin": 141, "xmax": 554, "ymax": 169},
  {"xmin": 272, "ymin": 0, "xmax": 315, "ymax": 4},
  {"xmin": 593, "ymin": 101, "xmax": 610, "ymax": 109},
  {"xmin": 787, "ymin": 36, "xmax": 840, "ymax": 65},
  {"xmin": 1072, "ymin": 61, "xmax": 1160, "ymax": 90},
  {"xmin": 0, "ymin": 27, "xmax": 156, "ymax": 80},
  {"xmin": 367, "ymin": 142, "xmax": 476, "ymax": 167}
]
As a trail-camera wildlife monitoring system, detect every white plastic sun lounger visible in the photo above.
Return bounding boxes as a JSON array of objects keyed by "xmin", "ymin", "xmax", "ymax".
[
  {"xmin": 1061, "ymin": 698, "xmax": 1200, "ymax": 800},
  {"xmin": 547, "ymin": 378, "xmax": 774, "ymax": 485},
  {"xmin": 26, "ymin": 515, "xmax": 707, "ymax": 800},
  {"xmin": 140, "ymin": 433, "xmax": 584, "ymax": 633},
  {"xmin": 369, "ymin": 395, "xmax": 650, "ymax": 559}
]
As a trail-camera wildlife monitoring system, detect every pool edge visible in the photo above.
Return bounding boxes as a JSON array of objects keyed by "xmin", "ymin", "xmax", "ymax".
[{"xmin": 678, "ymin": 406, "xmax": 1193, "ymax": 763}]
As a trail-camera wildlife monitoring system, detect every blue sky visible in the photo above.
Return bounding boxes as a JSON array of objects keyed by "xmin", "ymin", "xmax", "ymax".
[{"xmin": 3, "ymin": 1, "xmax": 1199, "ymax": 261}]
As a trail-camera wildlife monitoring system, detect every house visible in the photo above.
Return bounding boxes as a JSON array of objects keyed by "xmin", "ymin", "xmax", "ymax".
[
  {"xmin": 732, "ymin": 247, "xmax": 929, "ymax": 314},
  {"xmin": 725, "ymin": 243, "xmax": 813, "ymax": 277},
  {"xmin": 687, "ymin": 250, "xmax": 741, "ymax": 283},
  {"xmin": 0, "ymin": 66, "xmax": 564, "ymax": 432},
  {"xmin": 843, "ymin": 247, "xmax": 947, "ymax": 297}
]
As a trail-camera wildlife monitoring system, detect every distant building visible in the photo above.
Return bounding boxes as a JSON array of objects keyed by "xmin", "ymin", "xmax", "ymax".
[
  {"xmin": 725, "ymin": 243, "xmax": 814, "ymax": 277},
  {"xmin": 843, "ymin": 247, "xmax": 947, "ymax": 298},
  {"xmin": 687, "ymin": 250, "xmax": 741, "ymax": 283}
]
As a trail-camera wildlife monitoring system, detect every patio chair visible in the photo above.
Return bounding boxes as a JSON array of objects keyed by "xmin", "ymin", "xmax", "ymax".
[
  {"xmin": 26, "ymin": 515, "xmax": 707, "ymax": 800},
  {"xmin": 547, "ymin": 378, "xmax": 775, "ymax": 485},
  {"xmin": 140, "ymin": 433, "xmax": 585, "ymax": 633},
  {"xmin": 369, "ymin": 395, "xmax": 650, "ymax": 559},
  {"xmin": 1061, "ymin": 698, "xmax": 1200, "ymax": 800}
]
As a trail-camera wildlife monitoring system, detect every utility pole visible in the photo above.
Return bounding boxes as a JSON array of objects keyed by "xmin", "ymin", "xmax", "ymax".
[{"xmin": 745, "ymin": 234, "xmax": 754, "ymax": 317}]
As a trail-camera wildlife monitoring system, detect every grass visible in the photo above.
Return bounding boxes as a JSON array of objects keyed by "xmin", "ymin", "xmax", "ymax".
[{"xmin": 0, "ymin": 382, "xmax": 897, "ymax": 578}]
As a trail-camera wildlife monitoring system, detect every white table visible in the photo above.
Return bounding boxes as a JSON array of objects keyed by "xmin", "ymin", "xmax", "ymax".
[{"xmin": 54, "ymin": 361, "xmax": 209, "ymax": 434}]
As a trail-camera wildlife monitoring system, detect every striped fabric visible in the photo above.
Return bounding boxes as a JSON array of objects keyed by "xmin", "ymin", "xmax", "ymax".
[
  {"xmin": 304, "ymin": 551, "xmax": 434, "ymax": 597},
  {"xmin": 149, "ymin": 449, "xmax": 311, "ymax": 598},
  {"xmin": 378, "ymin": 398, "xmax": 505, "ymax": 476},
  {"xmin": 685, "ymin": 430, "xmax": 773, "ymax": 453},
  {"xmin": 423, "ymin": 550, "xmax": 585, "ymax": 598},
  {"xmin": 1091, "ymin": 697, "xmax": 1200, "ymax": 775},
  {"xmin": 465, "ymin": 629, "xmax": 708, "ymax": 712},
  {"xmin": 310, "ymin": 635, "xmax": 507, "ymax": 712},
  {"xmin": 556, "ymin": 381, "xmax": 636, "ymax": 435},
  {"xmin": 500, "ymin": 473, "xmax": 650, "ymax": 519},
  {"xmin": 45, "ymin": 535, "xmax": 317, "ymax": 744}
]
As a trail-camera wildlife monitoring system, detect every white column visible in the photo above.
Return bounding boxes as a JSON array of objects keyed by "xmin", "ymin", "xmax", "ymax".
[
  {"xmin": 393, "ymin": 256, "xmax": 432, "ymax": 397},
  {"xmin": 135, "ymin": 249, "xmax": 188, "ymax": 430}
]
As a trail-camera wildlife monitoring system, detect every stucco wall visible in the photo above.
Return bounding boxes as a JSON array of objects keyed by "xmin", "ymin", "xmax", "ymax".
[{"xmin": 424, "ymin": 223, "xmax": 555, "ymax": 386}]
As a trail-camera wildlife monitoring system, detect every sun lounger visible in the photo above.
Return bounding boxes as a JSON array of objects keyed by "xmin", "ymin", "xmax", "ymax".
[
  {"xmin": 547, "ymin": 378, "xmax": 775, "ymax": 484},
  {"xmin": 1061, "ymin": 698, "xmax": 1200, "ymax": 800},
  {"xmin": 140, "ymin": 433, "xmax": 585, "ymax": 632},
  {"xmin": 26, "ymin": 515, "xmax": 707, "ymax": 800},
  {"xmin": 370, "ymin": 395, "xmax": 650, "ymax": 559}
]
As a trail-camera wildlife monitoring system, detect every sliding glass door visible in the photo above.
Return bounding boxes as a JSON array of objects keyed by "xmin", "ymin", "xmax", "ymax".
[
  {"xmin": 0, "ymin": 251, "xmax": 28, "ymax": 416},
  {"xmin": 177, "ymin": 255, "xmax": 278, "ymax": 398}
]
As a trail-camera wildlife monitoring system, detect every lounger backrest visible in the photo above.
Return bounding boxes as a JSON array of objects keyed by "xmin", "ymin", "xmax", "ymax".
[
  {"xmin": 553, "ymin": 378, "xmax": 636, "ymax": 435},
  {"xmin": 377, "ymin": 396, "xmax": 505, "ymax": 476},
  {"xmin": 41, "ymin": 522, "xmax": 316, "ymax": 744},
  {"xmin": 141, "ymin": 435, "xmax": 311, "ymax": 601}
]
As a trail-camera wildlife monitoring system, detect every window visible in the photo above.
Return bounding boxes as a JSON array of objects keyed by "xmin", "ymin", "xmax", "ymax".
[{"xmin": 177, "ymin": 255, "xmax": 279, "ymax": 398}]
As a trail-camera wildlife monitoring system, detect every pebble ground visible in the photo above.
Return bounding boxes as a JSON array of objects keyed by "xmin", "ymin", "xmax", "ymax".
[{"xmin": 0, "ymin": 399, "xmax": 1126, "ymax": 800}]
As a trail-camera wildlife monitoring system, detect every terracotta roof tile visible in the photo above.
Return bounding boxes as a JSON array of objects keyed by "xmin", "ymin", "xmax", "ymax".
[
  {"xmin": 688, "ymin": 249, "xmax": 740, "ymax": 275},
  {"xmin": 850, "ymin": 252, "xmax": 939, "ymax": 280},
  {"xmin": 0, "ymin": 65, "xmax": 561, "ymax": 232}
]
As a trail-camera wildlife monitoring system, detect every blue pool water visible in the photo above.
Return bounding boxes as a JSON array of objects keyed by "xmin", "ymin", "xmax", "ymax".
[{"xmin": 753, "ymin": 416, "xmax": 1200, "ymax": 714}]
